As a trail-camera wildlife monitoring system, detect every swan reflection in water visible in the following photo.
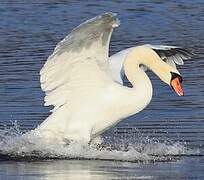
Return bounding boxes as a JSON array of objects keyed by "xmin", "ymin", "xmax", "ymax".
[{"xmin": 1, "ymin": 160, "xmax": 155, "ymax": 180}]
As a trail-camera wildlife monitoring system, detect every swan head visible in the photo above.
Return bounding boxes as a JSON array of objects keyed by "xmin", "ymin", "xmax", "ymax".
[
  {"xmin": 157, "ymin": 64, "xmax": 184, "ymax": 96},
  {"xmin": 143, "ymin": 54, "xmax": 184, "ymax": 96}
]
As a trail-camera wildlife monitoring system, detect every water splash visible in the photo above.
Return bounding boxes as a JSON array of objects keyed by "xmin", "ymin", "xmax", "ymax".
[{"xmin": 0, "ymin": 123, "xmax": 200, "ymax": 162}]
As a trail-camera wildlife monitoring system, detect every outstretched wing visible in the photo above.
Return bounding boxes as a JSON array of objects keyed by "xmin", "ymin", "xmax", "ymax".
[
  {"xmin": 144, "ymin": 44, "xmax": 194, "ymax": 68},
  {"xmin": 40, "ymin": 13, "xmax": 119, "ymax": 112}
]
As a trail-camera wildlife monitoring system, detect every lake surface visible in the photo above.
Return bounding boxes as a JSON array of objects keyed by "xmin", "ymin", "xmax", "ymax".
[{"xmin": 0, "ymin": 0, "xmax": 204, "ymax": 179}]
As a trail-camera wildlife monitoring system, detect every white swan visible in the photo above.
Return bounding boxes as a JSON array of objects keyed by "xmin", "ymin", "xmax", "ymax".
[{"xmin": 33, "ymin": 13, "xmax": 193, "ymax": 144}]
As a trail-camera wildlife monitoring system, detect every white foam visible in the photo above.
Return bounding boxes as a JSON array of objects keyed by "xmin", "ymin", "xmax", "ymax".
[{"xmin": 0, "ymin": 124, "xmax": 200, "ymax": 162}]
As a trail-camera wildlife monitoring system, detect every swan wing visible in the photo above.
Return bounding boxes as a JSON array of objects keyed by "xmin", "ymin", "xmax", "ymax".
[
  {"xmin": 40, "ymin": 13, "xmax": 119, "ymax": 112},
  {"xmin": 144, "ymin": 44, "xmax": 194, "ymax": 68}
]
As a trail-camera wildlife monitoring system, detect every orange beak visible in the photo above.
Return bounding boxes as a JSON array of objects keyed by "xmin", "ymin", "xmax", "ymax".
[{"xmin": 170, "ymin": 77, "xmax": 184, "ymax": 96}]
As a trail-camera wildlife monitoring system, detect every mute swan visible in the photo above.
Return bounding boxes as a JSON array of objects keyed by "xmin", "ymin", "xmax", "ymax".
[{"xmin": 33, "ymin": 13, "xmax": 194, "ymax": 144}]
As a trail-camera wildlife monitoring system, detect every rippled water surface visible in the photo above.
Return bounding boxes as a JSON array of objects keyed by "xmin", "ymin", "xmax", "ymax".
[{"xmin": 0, "ymin": 1, "xmax": 204, "ymax": 179}]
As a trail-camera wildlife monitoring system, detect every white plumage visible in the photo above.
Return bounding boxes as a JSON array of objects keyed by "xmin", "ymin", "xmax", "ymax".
[{"xmin": 32, "ymin": 13, "xmax": 193, "ymax": 144}]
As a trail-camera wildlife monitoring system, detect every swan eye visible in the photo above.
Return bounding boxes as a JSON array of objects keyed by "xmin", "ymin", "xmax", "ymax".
[{"xmin": 170, "ymin": 72, "xmax": 183, "ymax": 83}]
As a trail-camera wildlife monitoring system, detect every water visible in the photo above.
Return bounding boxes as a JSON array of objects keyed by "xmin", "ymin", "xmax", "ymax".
[{"xmin": 0, "ymin": 0, "xmax": 204, "ymax": 179}]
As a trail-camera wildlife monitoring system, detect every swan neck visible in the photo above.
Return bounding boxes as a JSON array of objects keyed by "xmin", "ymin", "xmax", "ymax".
[
  {"xmin": 124, "ymin": 49, "xmax": 151, "ymax": 89},
  {"xmin": 123, "ymin": 55, "xmax": 152, "ymax": 117}
]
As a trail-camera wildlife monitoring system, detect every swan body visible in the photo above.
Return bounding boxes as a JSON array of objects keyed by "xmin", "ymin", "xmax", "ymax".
[{"xmin": 32, "ymin": 13, "xmax": 194, "ymax": 144}]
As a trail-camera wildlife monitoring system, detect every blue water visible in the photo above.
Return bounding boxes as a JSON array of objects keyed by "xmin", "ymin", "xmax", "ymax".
[{"xmin": 0, "ymin": 1, "xmax": 204, "ymax": 179}]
